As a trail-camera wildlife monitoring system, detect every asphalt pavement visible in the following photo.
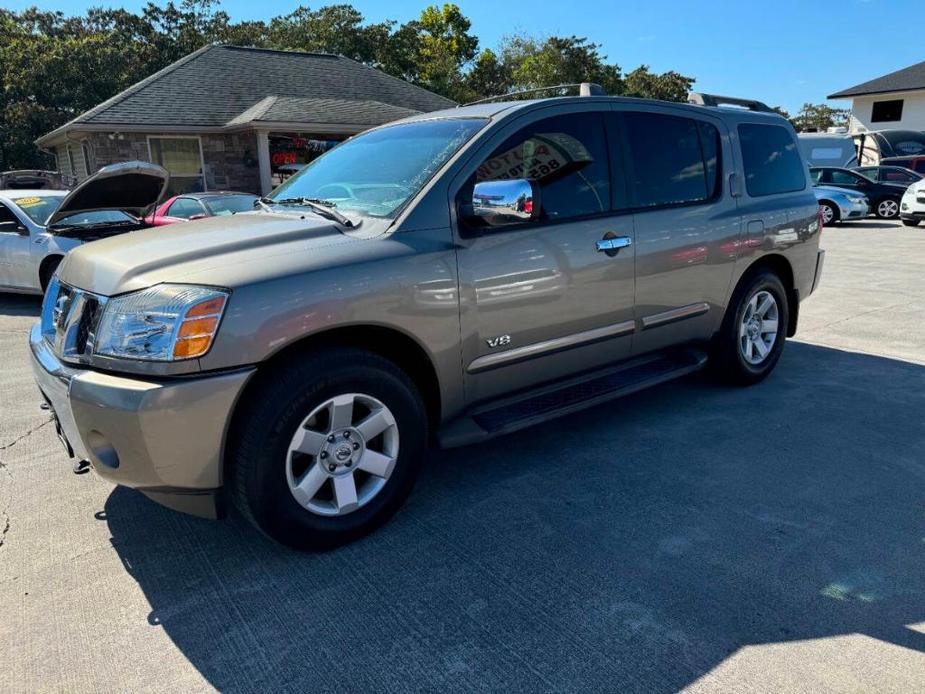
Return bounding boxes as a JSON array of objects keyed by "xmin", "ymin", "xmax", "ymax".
[{"xmin": 1, "ymin": 220, "xmax": 924, "ymax": 693}]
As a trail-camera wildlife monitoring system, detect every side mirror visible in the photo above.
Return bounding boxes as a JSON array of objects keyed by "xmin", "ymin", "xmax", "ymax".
[
  {"xmin": 0, "ymin": 220, "xmax": 27, "ymax": 235},
  {"xmin": 463, "ymin": 179, "xmax": 540, "ymax": 227}
]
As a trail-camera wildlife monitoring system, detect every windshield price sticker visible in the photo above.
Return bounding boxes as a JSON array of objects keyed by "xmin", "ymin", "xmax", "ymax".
[{"xmin": 14, "ymin": 196, "xmax": 42, "ymax": 206}]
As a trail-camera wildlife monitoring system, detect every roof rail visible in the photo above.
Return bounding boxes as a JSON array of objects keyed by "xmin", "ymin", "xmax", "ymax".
[
  {"xmin": 461, "ymin": 82, "xmax": 605, "ymax": 107},
  {"xmin": 688, "ymin": 92, "xmax": 774, "ymax": 113}
]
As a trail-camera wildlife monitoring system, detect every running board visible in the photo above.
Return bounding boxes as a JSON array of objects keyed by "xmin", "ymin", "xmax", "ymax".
[{"xmin": 437, "ymin": 348, "xmax": 708, "ymax": 448}]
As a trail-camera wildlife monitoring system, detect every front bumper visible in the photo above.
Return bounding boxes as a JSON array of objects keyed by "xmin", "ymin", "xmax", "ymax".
[
  {"xmin": 29, "ymin": 324, "xmax": 254, "ymax": 518},
  {"xmin": 839, "ymin": 200, "xmax": 870, "ymax": 219}
]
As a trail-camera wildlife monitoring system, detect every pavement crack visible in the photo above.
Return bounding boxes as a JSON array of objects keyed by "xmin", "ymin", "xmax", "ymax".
[
  {"xmin": 0, "ymin": 418, "xmax": 51, "ymax": 549},
  {"xmin": 0, "ymin": 417, "xmax": 52, "ymax": 453}
]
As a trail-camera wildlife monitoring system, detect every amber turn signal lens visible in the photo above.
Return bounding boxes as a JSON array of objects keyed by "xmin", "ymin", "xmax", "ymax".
[
  {"xmin": 186, "ymin": 296, "xmax": 226, "ymax": 318},
  {"xmin": 172, "ymin": 335, "xmax": 213, "ymax": 359},
  {"xmin": 177, "ymin": 316, "xmax": 218, "ymax": 338}
]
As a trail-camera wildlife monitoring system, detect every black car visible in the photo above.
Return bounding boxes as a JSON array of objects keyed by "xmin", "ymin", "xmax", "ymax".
[
  {"xmin": 853, "ymin": 165, "xmax": 922, "ymax": 185},
  {"xmin": 810, "ymin": 166, "xmax": 908, "ymax": 219}
]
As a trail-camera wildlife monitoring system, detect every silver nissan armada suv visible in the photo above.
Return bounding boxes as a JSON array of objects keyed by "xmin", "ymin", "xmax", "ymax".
[{"xmin": 31, "ymin": 90, "xmax": 825, "ymax": 548}]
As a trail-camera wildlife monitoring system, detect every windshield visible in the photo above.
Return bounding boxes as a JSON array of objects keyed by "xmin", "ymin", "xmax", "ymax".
[
  {"xmin": 203, "ymin": 194, "xmax": 258, "ymax": 216},
  {"xmin": 10, "ymin": 195, "xmax": 64, "ymax": 224},
  {"xmin": 53, "ymin": 209, "xmax": 136, "ymax": 227},
  {"xmin": 269, "ymin": 118, "xmax": 486, "ymax": 219}
]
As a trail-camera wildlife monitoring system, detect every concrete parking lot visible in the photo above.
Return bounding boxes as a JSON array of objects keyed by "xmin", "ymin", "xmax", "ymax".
[{"xmin": 1, "ymin": 220, "xmax": 924, "ymax": 693}]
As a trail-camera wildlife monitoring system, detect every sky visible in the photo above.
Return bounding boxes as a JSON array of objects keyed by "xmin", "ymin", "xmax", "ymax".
[{"xmin": 7, "ymin": 0, "xmax": 922, "ymax": 114}]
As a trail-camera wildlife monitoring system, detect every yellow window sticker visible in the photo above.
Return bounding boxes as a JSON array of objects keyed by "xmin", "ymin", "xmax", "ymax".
[{"xmin": 14, "ymin": 196, "xmax": 42, "ymax": 206}]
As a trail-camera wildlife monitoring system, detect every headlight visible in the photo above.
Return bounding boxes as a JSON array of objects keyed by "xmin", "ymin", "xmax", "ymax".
[
  {"xmin": 95, "ymin": 284, "xmax": 229, "ymax": 361},
  {"xmin": 847, "ymin": 195, "xmax": 865, "ymax": 204}
]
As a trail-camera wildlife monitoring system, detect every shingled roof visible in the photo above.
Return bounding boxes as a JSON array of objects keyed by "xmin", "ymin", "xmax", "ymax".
[
  {"xmin": 829, "ymin": 59, "xmax": 925, "ymax": 99},
  {"xmin": 38, "ymin": 45, "xmax": 454, "ymax": 144}
]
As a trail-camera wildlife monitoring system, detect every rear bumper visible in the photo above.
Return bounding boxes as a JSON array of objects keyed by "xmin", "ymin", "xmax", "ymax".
[
  {"xmin": 29, "ymin": 323, "xmax": 254, "ymax": 518},
  {"xmin": 810, "ymin": 249, "xmax": 825, "ymax": 296}
]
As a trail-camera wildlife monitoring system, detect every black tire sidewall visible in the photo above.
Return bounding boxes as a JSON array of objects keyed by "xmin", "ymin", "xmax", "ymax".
[
  {"xmin": 729, "ymin": 273, "xmax": 788, "ymax": 381},
  {"xmin": 235, "ymin": 352, "xmax": 426, "ymax": 549}
]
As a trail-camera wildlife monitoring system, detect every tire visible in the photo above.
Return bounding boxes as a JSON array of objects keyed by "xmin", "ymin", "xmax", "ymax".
[
  {"xmin": 875, "ymin": 197, "xmax": 900, "ymax": 219},
  {"xmin": 711, "ymin": 270, "xmax": 789, "ymax": 386},
  {"xmin": 901, "ymin": 219, "xmax": 920, "ymax": 227},
  {"xmin": 39, "ymin": 256, "xmax": 62, "ymax": 293},
  {"xmin": 819, "ymin": 201, "xmax": 839, "ymax": 226},
  {"xmin": 231, "ymin": 348, "xmax": 427, "ymax": 550}
]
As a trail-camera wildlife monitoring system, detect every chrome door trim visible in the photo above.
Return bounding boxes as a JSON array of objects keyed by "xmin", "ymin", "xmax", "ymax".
[
  {"xmin": 467, "ymin": 320, "xmax": 636, "ymax": 374},
  {"xmin": 640, "ymin": 302, "xmax": 710, "ymax": 330}
]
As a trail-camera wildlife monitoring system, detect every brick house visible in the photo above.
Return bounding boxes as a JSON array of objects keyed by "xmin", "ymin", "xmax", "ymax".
[{"xmin": 36, "ymin": 45, "xmax": 454, "ymax": 196}]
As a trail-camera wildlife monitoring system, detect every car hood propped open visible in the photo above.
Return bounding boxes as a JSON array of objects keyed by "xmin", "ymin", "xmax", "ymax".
[{"xmin": 46, "ymin": 161, "xmax": 169, "ymax": 229}]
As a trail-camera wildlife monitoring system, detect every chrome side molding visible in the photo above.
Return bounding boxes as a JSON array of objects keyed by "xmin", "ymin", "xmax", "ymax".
[
  {"xmin": 640, "ymin": 302, "xmax": 710, "ymax": 330},
  {"xmin": 468, "ymin": 320, "xmax": 635, "ymax": 374}
]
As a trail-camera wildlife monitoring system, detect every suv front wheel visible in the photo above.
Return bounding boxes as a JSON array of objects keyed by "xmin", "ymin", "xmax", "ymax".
[
  {"xmin": 231, "ymin": 348, "xmax": 427, "ymax": 549},
  {"xmin": 712, "ymin": 270, "xmax": 789, "ymax": 385}
]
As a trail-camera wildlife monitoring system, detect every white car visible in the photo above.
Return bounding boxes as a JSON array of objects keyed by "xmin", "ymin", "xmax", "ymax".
[
  {"xmin": 900, "ymin": 180, "xmax": 925, "ymax": 227},
  {"xmin": 0, "ymin": 162, "xmax": 167, "ymax": 294}
]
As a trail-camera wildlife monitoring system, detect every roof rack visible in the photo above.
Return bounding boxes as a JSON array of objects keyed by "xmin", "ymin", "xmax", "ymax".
[
  {"xmin": 688, "ymin": 92, "xmax": 774, "ymax": 113},
  {"xmin": 461, "ymin": 82, "xmax": 605, "ymax": 107}
]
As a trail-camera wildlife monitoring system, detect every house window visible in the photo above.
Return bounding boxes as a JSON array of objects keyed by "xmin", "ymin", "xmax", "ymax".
[
  {"xmin": 871, "ymin": 99, "xmax": 904, "ymax": 123},
  {"xmin": 148, "ymin": 136, "xmax": 205, "ymax": 194},
  {"xmin": 81, "ymin": 142, "xmax": 93, "ymax": 178}
]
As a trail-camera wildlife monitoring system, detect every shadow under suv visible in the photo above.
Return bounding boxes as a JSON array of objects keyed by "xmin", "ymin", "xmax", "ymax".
[{"xmin": 31, "ymin": 89, "xmax": 824, "ymax": 548}]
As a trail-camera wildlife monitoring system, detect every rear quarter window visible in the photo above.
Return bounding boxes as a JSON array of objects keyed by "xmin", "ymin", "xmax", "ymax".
[{"xmin": 739, "ymin": 123, "xmax": 806, "ymax": 197}]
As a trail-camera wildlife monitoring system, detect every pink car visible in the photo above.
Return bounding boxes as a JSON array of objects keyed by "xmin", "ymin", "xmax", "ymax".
[{"xmin": 147, "ymin": 191, "xmax": 258, "ymax": 226}]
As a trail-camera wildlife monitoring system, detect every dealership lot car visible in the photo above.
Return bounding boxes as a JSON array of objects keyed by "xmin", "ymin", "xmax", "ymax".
[
  {"xmin": 31, "ymin": 90, "xmax": 824, "ymax": 549},
  {"xmin": 0, "ymin": 161, "xmax": 167, "ymax": 293},
  {"xmin": 810, "ymin": 166, "xmax": 907, "ymax": 219},
  {"xmin": 146, "ymin": 191, "xmax": 259, "ymax": 226},
  {"xmin": 814, "ymin": 185, "xmax": 869, "ymax": 225},
  {"xmin": 900, "ymin": 180, "xmax": 925, "ymax": 226}
]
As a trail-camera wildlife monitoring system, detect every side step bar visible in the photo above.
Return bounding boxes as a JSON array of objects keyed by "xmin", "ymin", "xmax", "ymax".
[{"xmin": 437, "ymin": 348, "xmax": 708, "ymax": 448}]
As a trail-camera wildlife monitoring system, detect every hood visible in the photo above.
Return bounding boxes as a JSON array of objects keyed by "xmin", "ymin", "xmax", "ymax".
[
  {"xmin": 46, "ymin": 161, "xmax": 169, "ymax": 229},
  {"xmin": 56, "ymin": 210, "xmax": 369, "ymax": 296},
  {"xmin": 814, "ymin": 185, "xmax": 863, "ymax": 197}
]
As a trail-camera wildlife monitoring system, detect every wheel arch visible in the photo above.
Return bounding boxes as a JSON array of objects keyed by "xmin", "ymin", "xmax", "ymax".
[
  {"xmin": 817, "ymin": 198, "xmax": 840, "ymax": 221},
  {"xmin": 223, "ymin": 324, "xmax": 443, "ymax": 481},
  {"xmin": 731, "ymin": 253, "xmax": 798, "ymax": 337},
  {"xmin": 38, "ymin": 254, "xmax": 63, "ymax": 291}
]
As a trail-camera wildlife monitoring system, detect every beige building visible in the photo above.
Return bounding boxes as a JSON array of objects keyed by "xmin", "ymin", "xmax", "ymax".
[{"xmin": 829, "ymin": 59, "xmax": 925, "ymax": 134}]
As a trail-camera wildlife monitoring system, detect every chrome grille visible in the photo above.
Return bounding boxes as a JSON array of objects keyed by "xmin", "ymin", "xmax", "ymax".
[{"xmin": 41, "ymin": 278, "xmax": 106, "ymax": 362}]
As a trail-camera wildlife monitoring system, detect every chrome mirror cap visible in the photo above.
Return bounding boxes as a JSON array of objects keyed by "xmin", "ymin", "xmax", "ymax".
[{"xmin": 468, "ymin": 179, "xmax": 540, "ymax": 226}]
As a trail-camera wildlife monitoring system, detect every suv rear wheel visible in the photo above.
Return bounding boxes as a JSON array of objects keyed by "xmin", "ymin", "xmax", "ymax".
[
  {"xmin": 901, "ymin": 219, "xmax": 920, "ymax": 227},
  {"xmin": 711, "ymin": 270, "xmax": 789, "ymax": 386},
  {"xmin": 231, "ymin": 348, "xmax": 427, "ymax": 549}
]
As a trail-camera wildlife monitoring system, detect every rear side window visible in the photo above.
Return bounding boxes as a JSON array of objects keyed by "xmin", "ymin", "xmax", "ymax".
[
  {"xmin": 739, "ymin": 123, "xmax": 806, "ymax": 197},
  {"xmin": 167, "ymin": 197, "xmax": 205, "ymax": 219},
  {"xmin": 623, "ymin": 112, "xmax": 721, "ymax": 208}
]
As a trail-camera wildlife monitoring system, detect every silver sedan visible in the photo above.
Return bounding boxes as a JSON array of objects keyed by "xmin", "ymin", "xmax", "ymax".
[{"xmin": 814, "ymin": 185, "xmax": 869, "ymax": 225}]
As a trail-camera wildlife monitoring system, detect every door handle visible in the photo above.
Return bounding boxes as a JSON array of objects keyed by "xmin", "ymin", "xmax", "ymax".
[{"xmin": 596, "ymin": 235, "xmax": 632, "ymax": 256}]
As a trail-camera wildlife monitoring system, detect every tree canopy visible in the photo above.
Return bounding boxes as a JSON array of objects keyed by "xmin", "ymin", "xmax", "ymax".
[{"xmin": 0, "ymin": 0, "xmax": 698, "ymax": 169}]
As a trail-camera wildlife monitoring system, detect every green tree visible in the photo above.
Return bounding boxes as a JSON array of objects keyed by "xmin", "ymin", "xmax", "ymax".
[
  {"xmin": 622, "ymin": 65, "xmax": 693, "ymax": 103},
  {"xmin": 267, "ymin": 5, "xmax": 388, "ymax": 62},
  {"xmin": 500, "ymin": 34, "xmax": 623, "ymax": 95},
  {"xmin": 791, "ymin": 103, "xmax": 849, "ymax": 132}
]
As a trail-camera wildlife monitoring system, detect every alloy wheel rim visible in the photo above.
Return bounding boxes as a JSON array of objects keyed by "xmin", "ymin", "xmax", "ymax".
[
  {"xmin": 879, "ymin": 199, "xmax": 898, "ymax": 218},
  {"xmin": 739, "ymin": 290, "xmax": 779, "ymax": 365},
  {"xmin": 286, "ymin": 393, "xmax": 399, "ymax": 516},
  {"xmin": 821, "ymin": 204, "xmax": 835, "ymax": 225}
]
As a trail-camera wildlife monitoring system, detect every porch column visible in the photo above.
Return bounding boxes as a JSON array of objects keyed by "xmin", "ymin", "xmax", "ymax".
[{"xmin": 256, "ymin": 129, "xmax": 272, "ymax": 195}]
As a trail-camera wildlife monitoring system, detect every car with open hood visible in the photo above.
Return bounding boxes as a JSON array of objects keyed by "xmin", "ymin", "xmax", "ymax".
[
  {"xmin": 0, "ymin": 161, "xmax": 167, "ymax": 294},
  {"xmin": 30, "ymin": 89, "xmax": 824, "ymax": 549}
]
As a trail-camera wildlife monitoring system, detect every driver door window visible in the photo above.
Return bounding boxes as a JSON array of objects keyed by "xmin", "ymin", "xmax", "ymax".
[
  {"xmin": 830, "ymin": 170, "xmax": 865, "ymax": 187},
  {"xmin": 474, "ymin": 113, "xmax": 613, "ymax": 221},
  {"xmin": 0, "ymin": 204, "xmax": 22, "ymax": 231}
]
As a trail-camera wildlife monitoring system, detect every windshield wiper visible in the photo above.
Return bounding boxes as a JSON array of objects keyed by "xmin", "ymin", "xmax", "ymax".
[{"xmin": 262, "ymin": 196, "xmax": 355, "ymax": 227}]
